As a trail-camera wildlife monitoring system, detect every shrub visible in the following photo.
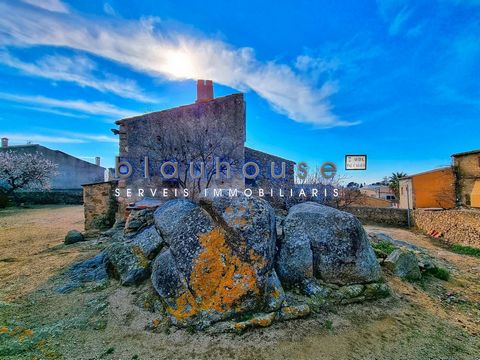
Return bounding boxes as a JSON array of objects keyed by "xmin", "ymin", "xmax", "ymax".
[
  {"xmin": 450, "ymin": 244, "xmax": 480, "ymax": 258},
  {"xmin": 425, "ymin": 267, "xmax": 450, "ymax": 281},
  {"xmin": 372, "ymin": 241, "xmax": 396, "ymax": 255}
]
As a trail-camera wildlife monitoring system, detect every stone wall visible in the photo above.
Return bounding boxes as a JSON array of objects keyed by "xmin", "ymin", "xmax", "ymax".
[
  {"xmin": 83, "ymin": 181, "xmax": 118, "ymax": 231},
  {"xmin": 345, "ymin": 206, "xmax": 409, "ymax": 227},
  {"xmin": 115, "ymin": 93, "xmax": 246, "ymax": 198},
  {"xmin": 13, "ymin": 190, "xmax": 83, "ymax": 205},
  {"xmin": 454, "ymin": 153, "xmax": 480, "ymax": 208},
  {"xmin": 244, "ymin": 147, "xmax": 295, "ymax": 188},
  {"xmin": 413, "ymin": 209, "xmax": 480, "ymax": 247}
]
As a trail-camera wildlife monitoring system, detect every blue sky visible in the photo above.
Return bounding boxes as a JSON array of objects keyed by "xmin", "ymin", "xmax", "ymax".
[{"xmin": 0, "ymin": 0, "xmax": 479, "ymax": 184}]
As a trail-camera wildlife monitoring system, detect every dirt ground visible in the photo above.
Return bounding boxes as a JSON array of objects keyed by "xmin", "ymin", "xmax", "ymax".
[
  {"xmin": 0, "ymin": 206, "xmax": 96, "ymax": 302},
  {"xmin": 1, "ymin": 206, "xmax": 479, "ymax": 359}
]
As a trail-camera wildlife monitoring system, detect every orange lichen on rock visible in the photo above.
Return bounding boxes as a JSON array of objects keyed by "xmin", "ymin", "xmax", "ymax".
[
  {"xmin": 166, "ymin": 228, "xmax": 261, "ymax": 321},
  {"xmin": 233, "ymin": 217, "xmax": 248, "ymax": 226},
  {"xmin": 169, "ymin": 289, "xmax": 199, "ymax": 320}
]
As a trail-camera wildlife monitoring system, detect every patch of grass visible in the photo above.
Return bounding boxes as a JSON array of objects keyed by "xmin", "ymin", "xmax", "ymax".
[
  {"xmin": 425, "ymin": 267, "xmax": 450, "ymax": 281},
  {"xmin": 371, "ymin": 241, "xmax": 396, "ymax": 255},
  {"xmin": 324, "ymin": 319, "xmax": 333, "ymax": 331},
  {"xmin": 100, "ymin": 347, "xmax": 115, "ymax": 358},
  {"xmin": 450, "ymin": 244, "xmax": 480, "ymax": 258}
]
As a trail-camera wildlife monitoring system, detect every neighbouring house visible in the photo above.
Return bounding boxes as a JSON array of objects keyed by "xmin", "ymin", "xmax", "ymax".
[
  {"xmin": 360, "ymin": 185, "xmax": 396, "ymax": 201},
  {"xmin": 452, "ymin": 149, "xmax": 480, "ymax": 208},
  {"xmin": 398, "ymin": 167, "xmax": 455, "ymax": 210},
  {"xmin": 83, "ymin": 80, "xmax": 295, "ymax": 230},
  {"xmin": 1, "ymin": 138, "xmax": 105, "ymax": 204}
]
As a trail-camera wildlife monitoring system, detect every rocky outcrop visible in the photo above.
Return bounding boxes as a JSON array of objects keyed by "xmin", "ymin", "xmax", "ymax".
[
  {"xmin": 106, "ymin": 226, "xmax": 164, "ymax": 286},
  {"xmin": 151, "ymin": 197, "xmax": 278, "ymax": 328},
  {"xmin": 67, "ymin": 197, "xmax": 389, "ymax": 332},
  {"xmin": 276, "ymin": 202, "xmax": 382, "ymax": 287}
]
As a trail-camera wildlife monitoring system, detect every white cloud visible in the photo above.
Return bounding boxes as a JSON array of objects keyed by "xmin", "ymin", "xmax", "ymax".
[
  {"xmin": 0, "ymin": 51, "xmax": 155, "ymax": 103},
  {"xmin": 8, "ymin": 104, "xmax": 87, "ymax": 118},
  {"xmin": 376, "ymin": 0, "xmax": 417, "ymax": 36},
  {"xmin": 3, "ymin": 134, "xmax": 83, "ymax": 144},
  {"xmin": 0, "ymin": 2, "xmax": 356, "ymax": 128},
  {"xmin": 0, "ymin": 92, "xmax": 137, "ymax": 118},
  {"xmin": 20, "ymin": 0, "xmax": 69, "ymax": 13},
  {"xmin": 388, "ymin": 6, "xmax": 413, "ymax": 35},
  {"xmin": 3, "ymin": 132, "xmax": 117, "ymax": 144}
]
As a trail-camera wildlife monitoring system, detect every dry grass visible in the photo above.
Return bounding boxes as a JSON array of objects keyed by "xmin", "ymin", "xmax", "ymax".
[{"xmin": 0, "ymin": 205, "xmax": 94, "ymax": 302}]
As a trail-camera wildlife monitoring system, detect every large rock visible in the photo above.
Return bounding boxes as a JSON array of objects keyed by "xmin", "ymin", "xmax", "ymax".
[
  {"xmin": 384, "ymin": 248, "xmax": 421, "ymax": 280},
  {"xmin": 151, "ymin": 197, "xmax": 279, "ymax": 328},
  {"xmin": 276, "ymin": 202, "xmax": 382, "ymax": 287},
  {"xmin": 106, "ymin": 226, "xmax": 164, "ymax": 286},
  {"xmin": 64, "ymin": 230, "xmax": 84, "ymax": 245}
]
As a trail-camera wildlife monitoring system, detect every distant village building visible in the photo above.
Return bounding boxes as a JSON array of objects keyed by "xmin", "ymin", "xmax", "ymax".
[
  {"xmin": 360, "ymin": 185, "xmax": 396, "ymax": 201},
  {"xmin": 1, "ymin": 138, "xmax": 105, "ymax": 203},
  {"xmin": 452, "ymin": 149, "xmax": 480, "ymax": 208},
  {"xmin": 398, "ymin": 167, "xmax": 456, "ymax": 210}
]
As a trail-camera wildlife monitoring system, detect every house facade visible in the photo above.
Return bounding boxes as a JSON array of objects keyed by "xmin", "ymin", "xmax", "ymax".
[
  {"xmin": 398, "ymin": 167, "xmax": 455, "ymax": 209},
  {"xmin": 453, "ymin": 150, "xmax": 480, "ymax": 208}
]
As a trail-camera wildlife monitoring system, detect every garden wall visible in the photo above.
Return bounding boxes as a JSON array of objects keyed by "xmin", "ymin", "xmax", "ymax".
[
  {"xmin": 83, "ymin": 181, "xmax": 118, "ymax": 231},
  {"xmin": 345, "ymin": 206, "xmax": 409, "ymax": 227},
  {"xmin": 413, "ymin": 209, "xmax": 480, "ymax": 247},
  {"xmin": 13, "ymin": 190, "xmax": 83, "ymax": 205}
]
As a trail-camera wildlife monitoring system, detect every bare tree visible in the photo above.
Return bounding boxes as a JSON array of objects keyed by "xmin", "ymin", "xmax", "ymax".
[
  {"xmin": 0, "ymin": 151, "xmax": 58, "ymax": 204},
  {"xmin": 292, "ymin": 165, "xmax": 363, "ymax": 209},
  {"xmin": 140, "ymin": 120, "xmax": 241, "ymax": 199}
]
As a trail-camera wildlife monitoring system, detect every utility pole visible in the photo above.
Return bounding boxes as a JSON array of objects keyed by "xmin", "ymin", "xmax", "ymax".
[{"xmin": 406, "ymin": 184, "xmax": 411, "ymax": 228}]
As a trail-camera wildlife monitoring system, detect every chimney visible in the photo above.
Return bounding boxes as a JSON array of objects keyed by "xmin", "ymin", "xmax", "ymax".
[
  {"xmin": 95, "ymin": 157, "xmax": 101, "ymax": 166},
  {"xmin": 196, "ymin": 80, "xmax": 214, "ymax": 103},
  {"xmin": 1, "ymin": 137, "xmax": 8, "ymax": 148}
]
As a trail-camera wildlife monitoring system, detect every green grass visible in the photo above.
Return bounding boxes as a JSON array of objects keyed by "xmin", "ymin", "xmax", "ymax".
[
  {"xmin": 425, "ymin": 267, "xmax": 450, "ymax": 281},
  {"xmin": 450, "ymin": 244, "xmax": 480, "ymax": 258},
  {"xmin": 371, "ymin": 241, "xmax": 397, "ymax": 255}
]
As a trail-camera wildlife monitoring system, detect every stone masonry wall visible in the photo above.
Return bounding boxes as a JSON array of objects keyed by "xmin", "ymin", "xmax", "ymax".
[
  {"xmin": 14, "ymin": 190, "xmax": 83, "ymax": 205},
  {"xmin": 454, "ymin": 153, "xmax": 480, "ymax": 207},
  {"xmin": 83, "ymin": 181, "xmax": 118, "ymax": 231},
  {"xmin": 345, "ymin": 206, "xmax": 409, "ymax": 227},
  {"xmin": 413, "ymin": 209, "xmax": 480, "ymax": 247},
  {"xmin": 244, "ymin": 147, "xmax": 295, "ymax": 188},
  {"xmin": 116, "ymin": 93, "xmax": 246, "ymax": 199}
]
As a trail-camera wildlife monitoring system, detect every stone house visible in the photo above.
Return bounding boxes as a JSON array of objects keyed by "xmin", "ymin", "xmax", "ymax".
[
  {"xmin": 1, "ymin": 139, "xmax": 105, "ymax": 204},
  {"xmin": 452, "ymin": 149, "xmax": 480, "ymax": 208},
  {"xmin": 83, "ymin": 80, "xmax": 295, "ymax": 230}
]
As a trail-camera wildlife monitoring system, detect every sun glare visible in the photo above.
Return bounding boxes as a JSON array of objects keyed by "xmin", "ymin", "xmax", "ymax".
[{"xmin": 163, "ymin": 49, "xmax": 196, "ymax": 79}]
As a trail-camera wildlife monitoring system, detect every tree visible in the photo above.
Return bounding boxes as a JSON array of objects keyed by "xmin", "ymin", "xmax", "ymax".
[
  {"xmin": 293, "ymin": 165, "xmax": 364, "ymax": 209},
  {"xmin": 388, "ymin": 172, "xmax": 407, "ymax": 198},
  {"xmin": 0, "ymin": 151, "xmax": 58, "ymax": 204},
  {"xmin": 140, "ymin": 119, "xmax": 241, "ymax": 199}
]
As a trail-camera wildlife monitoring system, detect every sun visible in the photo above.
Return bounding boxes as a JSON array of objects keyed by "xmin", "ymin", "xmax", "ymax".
[{"xmin": 163, "ymin": 49, "xmax": 196, "ymax": 79}]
